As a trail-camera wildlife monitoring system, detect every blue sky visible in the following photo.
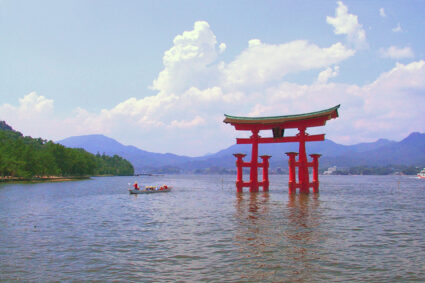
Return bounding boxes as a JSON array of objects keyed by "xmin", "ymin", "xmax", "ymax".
[{"xmin": 1, "ymin": 0, "xmax": 424, "ymax": 156}]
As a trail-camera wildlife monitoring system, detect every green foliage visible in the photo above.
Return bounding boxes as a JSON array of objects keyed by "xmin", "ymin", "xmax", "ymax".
[
  {"xmin": 342, "ymin": 165, "xmax": 422, "ymax": 175},
  {"xmin": 0, "ymin": 121, "xmax": 134, "ymax": 178},
  {"xmin": 95, "ymin": 153, "xmax": 135, "ymax": 176}
]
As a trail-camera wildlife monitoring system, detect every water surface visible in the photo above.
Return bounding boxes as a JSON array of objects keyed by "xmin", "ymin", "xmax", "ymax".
[{"xmin": 1, "ymin": 175, "xmax": 424, "ymax": 282}]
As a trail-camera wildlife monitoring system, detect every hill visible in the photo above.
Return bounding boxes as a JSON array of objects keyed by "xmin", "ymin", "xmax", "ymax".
[
  {"xmin": 0, "ymin": 121, "xmax": 134, "ymax": 178},
  {"xmin": 58, "ymin": 135, "xmax": 192, "ymax": 172},
  {"xmin": 58, "ymin": 132, "xmax": 425, "ymax": 173}
]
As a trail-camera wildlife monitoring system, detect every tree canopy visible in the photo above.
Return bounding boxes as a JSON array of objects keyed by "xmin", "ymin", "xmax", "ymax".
[{"xmin": 0, "ymin": 121, "xmax": 134, "ymax": 178}]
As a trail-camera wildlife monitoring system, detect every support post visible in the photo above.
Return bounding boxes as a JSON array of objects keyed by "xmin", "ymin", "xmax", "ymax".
[
  {"xmin": 286, "ymin": 152, "xmax": 298, "ymax": 194},
  {"xmin": 297, "ymin": 128, "xmax": 310, "ymax": 194},
  {"xmin": 233, "ymin": 153, "xmax": 246, "ymax": 193},
  {"xmin": 249, "ymin": 129, "xmax": 260, "ymax": 193},
  {"xmin": 309, "ymin": 154, "xmax": 321, "ymax": 193},
  {"xmin": 260, "ymin": 155, "xmax": 271, "ymax": 192}
]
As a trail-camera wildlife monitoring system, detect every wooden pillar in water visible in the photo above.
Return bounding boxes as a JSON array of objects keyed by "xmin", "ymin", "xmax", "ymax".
[
  {"xmin": 297, "ymin": 128, "xmax": 310, "ymax": 194},
  {"xmin": 233, "ymin": 153, "xmax": 246, "ymax": 193},
  {"xmin": 309, "ymin": 154, "xmax": 321, "ymax": 193},
  {"xmin": 260, "ymin": 155, "xmax": 271, "ymax": 192},
  {"xmin": 286, "ymin": 152, "xmax": 298, "ymax": 194},
  {"xmin": 249, "ymin": 129, "xmax": 260, "ymax": 193}
]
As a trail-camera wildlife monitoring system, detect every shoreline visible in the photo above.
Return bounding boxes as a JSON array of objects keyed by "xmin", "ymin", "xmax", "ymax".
[{"xmin": 0, "ymin": 176, "xmax": 91, "ymax": 183}]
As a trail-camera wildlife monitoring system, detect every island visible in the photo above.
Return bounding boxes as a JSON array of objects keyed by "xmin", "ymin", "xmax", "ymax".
[{"xmin": 0, "ymin": 121, "xmax": 134, "ymax": 182}]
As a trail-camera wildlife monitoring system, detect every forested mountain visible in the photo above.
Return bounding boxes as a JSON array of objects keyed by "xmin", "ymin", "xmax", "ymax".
[
  {"xmin": 0, "ymin": 122, "xmax": 134, "ymax": 178},
  {"xmin": 59, "ymin": 132, "xmax": 425, "ymax": 173},
  {"xmin": 58, "ymin": 134, "xmax": 192, "ymax": 171}
]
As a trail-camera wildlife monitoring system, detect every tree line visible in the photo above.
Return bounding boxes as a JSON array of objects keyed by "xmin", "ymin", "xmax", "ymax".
[
  {"xmin": 328, "ymin": 165, "xmax": 420, "ymax": 175},
  {"xmin": 0, "ymin": 121, "xmax": 134, "ymax": 178}
]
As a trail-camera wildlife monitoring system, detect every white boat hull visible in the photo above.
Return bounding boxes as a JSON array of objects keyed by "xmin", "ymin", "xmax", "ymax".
[
  {"xmin": 129, "ymin": 188, "xmax": 172, "ymax": 194},
  {"xmin": 417, "ymin": 168, "xmax": 425, "ymax": 179}
]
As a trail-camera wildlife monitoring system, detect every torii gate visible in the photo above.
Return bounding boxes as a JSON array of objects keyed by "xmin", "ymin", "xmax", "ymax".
[{"xmin": 223, "ymin": 105, "xmax": 340, "ymax": 194}]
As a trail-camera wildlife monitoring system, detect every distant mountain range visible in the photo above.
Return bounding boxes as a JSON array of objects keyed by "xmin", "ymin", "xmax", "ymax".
[{"xmin": 58, "ymin": 132, "xmax": 425, "ymax": 173}]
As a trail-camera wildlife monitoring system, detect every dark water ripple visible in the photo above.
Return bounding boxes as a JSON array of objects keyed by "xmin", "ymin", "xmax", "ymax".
[{"xmin": 0, "ymin": 175, "xmax": 424, "ymax": 282}]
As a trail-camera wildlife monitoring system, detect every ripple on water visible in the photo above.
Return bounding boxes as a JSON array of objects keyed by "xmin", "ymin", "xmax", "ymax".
[{"xmin": 0, "ymin": 175, "xmax": 424, "ymax": 281}]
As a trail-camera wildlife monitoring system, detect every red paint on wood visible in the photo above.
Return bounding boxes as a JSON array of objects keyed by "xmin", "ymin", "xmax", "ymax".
[{"xmin": 226, "ymin": 106, "xmax": 339, "ymax": 194}]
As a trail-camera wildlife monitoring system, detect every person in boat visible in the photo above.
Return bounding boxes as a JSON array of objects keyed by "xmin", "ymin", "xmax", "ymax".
[{"xmin": 133, "ymin": 182, "xmax": 140, "ymax": 190}]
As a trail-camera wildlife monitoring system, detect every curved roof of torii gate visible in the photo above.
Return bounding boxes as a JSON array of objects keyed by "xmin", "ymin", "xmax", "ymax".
[{"xmin": 223, "ymin": 104, "xmax": 340, "ymax": 128}]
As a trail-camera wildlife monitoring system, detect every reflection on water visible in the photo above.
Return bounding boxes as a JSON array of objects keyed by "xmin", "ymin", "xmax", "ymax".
[
  {"xmin": 233, "ymin": 192, "xmax": 325, "ymax": 282},
  {"xmin": 235, "ymin": 192, "xmax": 270, "ymax": 220},
  {"xmin": 282, "ymin": 194, "xmax": 324, "ymax": 282},
  {"xmin": 234, "ymin": 192, "xmax": 275, "ymax": 281}
]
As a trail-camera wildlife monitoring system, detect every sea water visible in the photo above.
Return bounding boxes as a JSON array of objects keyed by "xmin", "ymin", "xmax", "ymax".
[{"xmin": 0, "ymin": 175, "xmax": 424, "ymax": 282}]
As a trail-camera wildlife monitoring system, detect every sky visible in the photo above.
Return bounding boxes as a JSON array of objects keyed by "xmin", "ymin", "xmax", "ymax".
[{"xmin": 1, "ymin": 0, "xmax": 424, "ymax": 156}]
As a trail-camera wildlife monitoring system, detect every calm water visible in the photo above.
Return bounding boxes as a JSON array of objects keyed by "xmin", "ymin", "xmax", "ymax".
[{"xmin": 0, "ymin": 175, "xmax": 424, "ymax": 282}]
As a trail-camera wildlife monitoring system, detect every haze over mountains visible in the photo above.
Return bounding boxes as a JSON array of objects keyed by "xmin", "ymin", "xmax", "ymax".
[{"xmin": 58, "ymin": 132, "xmax": 425, "ymax": 173}]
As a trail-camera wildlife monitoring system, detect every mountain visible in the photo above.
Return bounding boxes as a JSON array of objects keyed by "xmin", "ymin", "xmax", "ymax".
[
  {"xmin": 58, "ymin": 132, "xmax": 425, "ymax": 173},
  {"xmin": 0, "ymin": 122, "xmax": 134, "ymax": 178},
  {"xmin": 179, "ymin": 137, "xmax": 398, "ymax": 169},
  {"xmin": 0, "ymin": 121, "xmax": 15, "ymax": 132},
  {"xmin": 349, "ymin": 132, "xmax": 425, "ymax": 166},
  {"xmin": 58, "ymin": 135, "xmax": 192, "ymax": 173}
]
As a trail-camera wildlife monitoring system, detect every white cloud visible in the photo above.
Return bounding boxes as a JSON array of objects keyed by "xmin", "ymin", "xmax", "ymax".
[
  {"xmin": 353, "ymin": 60, "xmax": 425, "ymax": 139},
  {"xmin": 223, "ymin": 40, "xmax": 354, "ymax": 87},
  {"xmin": 151, "ymin": 22, "xmax": 355, "ymax": 92},
  {"xmin": 2, "ymin": 22, "xmax": 424, "ymax": 155},
  {"xmin": 248, "ymin": 39, "xmax": 262, "ymax": 47},
  {"xmin": 18, "ymin": 92, "xmax": 53, "ymax": 113},
  {"xmin": 242, "ymin": 61, "xmax": 425, "ymax": 144},
  {"xmin": 392, "ymin": 23, "xmax": 402, "ymax": 32},
  {"xmin": 327, "ymin": 1, "xmax": 367, "ymax": 49},
  {"xmin": 219, "ymin": 43, "xmax": 226, "ymax": 53},
  {"xmin": 3, "ymin": 60, "xmax": 425, "ymax": 155},
  {"xmin": 379, "ymin": 8, "xmax": 386, "ymax": 18},
  {"xmin": 0, "ymin": 92, "xmax": 56, "ymax": 138},
  {"xmin": 151, "ymin": 21, "xmax": 225, "ymax": 94},
  {"xmin": 316, "ymin": 66, "xmax": 340, "ymax": 84},
  {"xmin": 169, "ymin": 116, "xmax": 205, "ymax": 128},
  {"xmin": 380, "ymin": 46, "xmax": 414, "ymax": 59}
]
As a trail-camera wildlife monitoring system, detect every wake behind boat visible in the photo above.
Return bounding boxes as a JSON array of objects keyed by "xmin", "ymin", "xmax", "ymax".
[{"xmin": 129, "ymin": 185, "xmax": 172, "ymax": 194}]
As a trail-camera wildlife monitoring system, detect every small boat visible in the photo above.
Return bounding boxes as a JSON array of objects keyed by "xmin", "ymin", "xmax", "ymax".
[
  {"xmin": 129, "ymin": 185, "xmax": 172, "ymax": 194},
  {"xmin": 417, "ymin": 168, "xmax": 425, "ymax": 179}
]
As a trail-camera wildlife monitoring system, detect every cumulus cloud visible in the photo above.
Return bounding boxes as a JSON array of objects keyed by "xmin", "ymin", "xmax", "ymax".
[
  {"xmin": 3, "ymin": 60, "xmax": 424, "ymax": 155},
  {"xmin": 0, "ymin": 92, "xmax": 53, "ymax": 119},
  {"xmin": 353, "ymin": 60, "xmax": 425, "ymax": 139},
  {"xmin": 152, "ymin": 21, "xmax": 354, "ymax": 91},
  {"xmin": 239, "ymin": 61, "xmax": 425, "ymax": 144},
  {"xmin": 380, "ymin": 46, "xmax": 414, "ymax": 59},
  {"xmin": 327, "ymin": 1, "xmax": 367, "ymax": 49},
  {"xmin": 0, "ymin": 92, "xmax": 55, "ymax": 138},
  {"xmin": 151, "ymin": 21, "xmax": 225, "ymax": 94},
  {"xmin": 2, "ymin": 21, "xmax": 424, "ymax": 155},
  {"xmin": 223, "ymin": 40, "xmax": 354, "ymax": 87},
  {"xmin": 169, "ymin": 116, "xmax": 205, "ymax": 128},
  {"xmin": 316, "ymin": 66, "xmax": 340, "ymax": 84},
  {"xmin": 18, "ymin": 92, "xmax": 53, "ymax": 113}
]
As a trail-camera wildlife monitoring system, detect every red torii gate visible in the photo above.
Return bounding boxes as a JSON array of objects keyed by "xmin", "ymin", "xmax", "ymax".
[{"xmin": 223, "ymin": 105, "xmax": 340, "ymax": 194}]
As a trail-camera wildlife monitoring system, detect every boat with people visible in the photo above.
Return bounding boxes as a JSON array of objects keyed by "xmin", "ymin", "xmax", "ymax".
[
  {"xmin": 129, "ymin": 185, "xmax": 172, "ymax": 194},
  {"xmin": 417, "ymin": 168, "xmax": 425, "ymax": 179}
]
